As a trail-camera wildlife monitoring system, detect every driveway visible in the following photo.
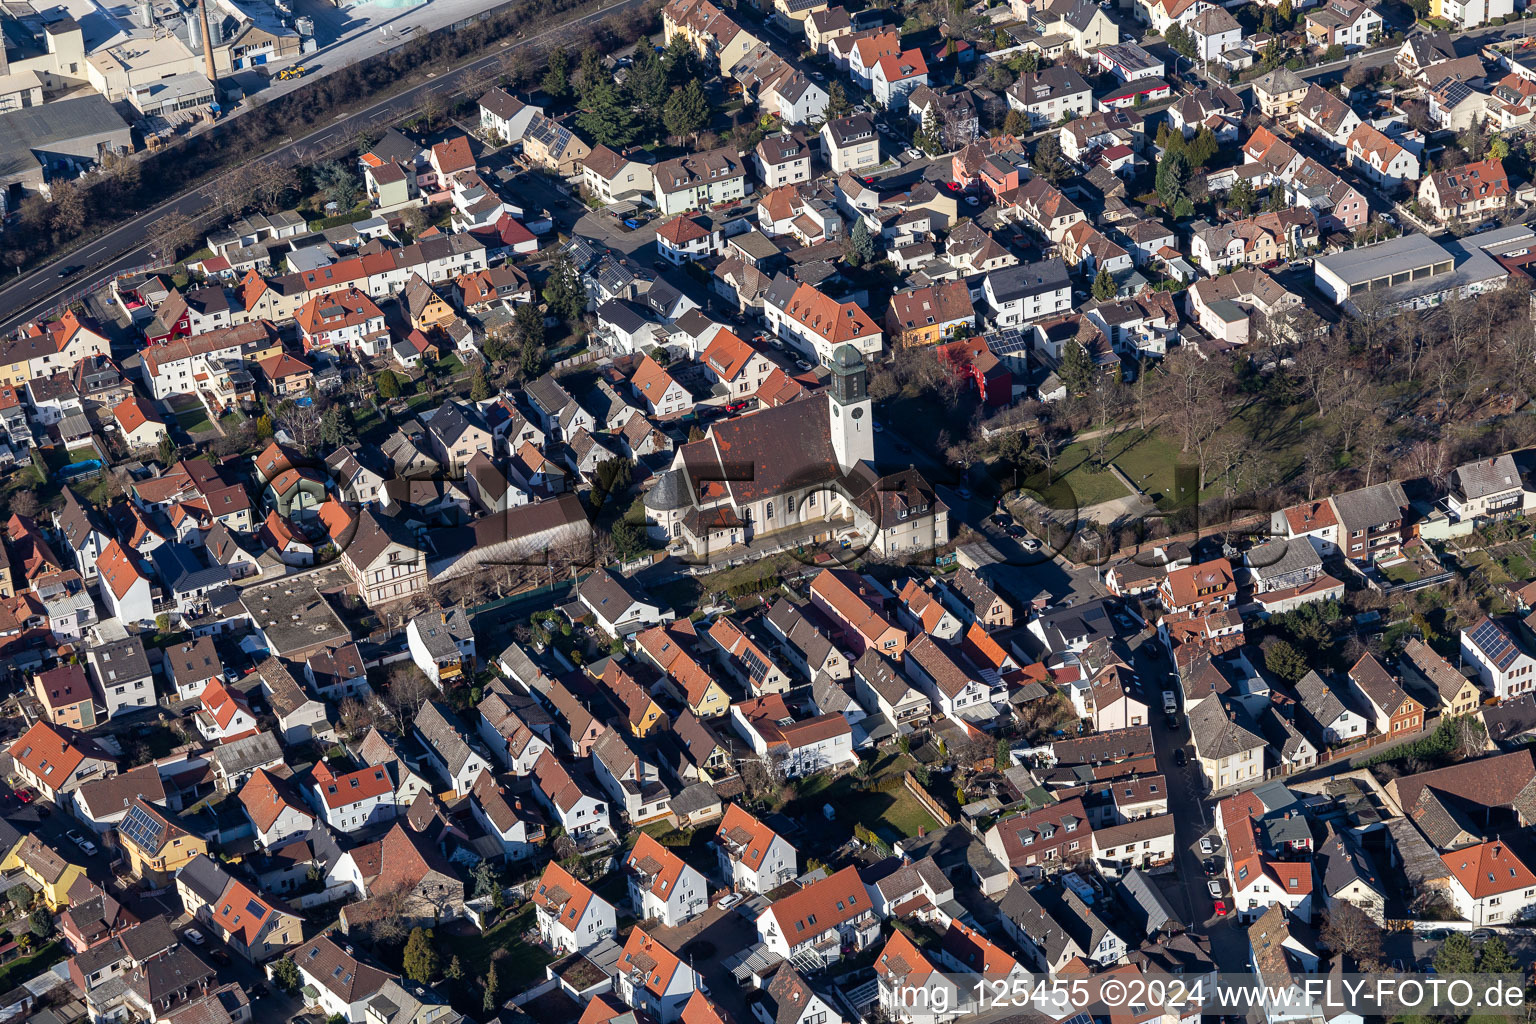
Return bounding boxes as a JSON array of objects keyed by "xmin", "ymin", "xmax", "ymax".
[{"xmin": 652, "ymin": 904, "xmax": 763, "ymax": 1023}]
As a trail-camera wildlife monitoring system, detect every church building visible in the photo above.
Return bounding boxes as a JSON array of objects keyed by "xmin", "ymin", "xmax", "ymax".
[{"xmin": 644, "ymin": 346, "xmax": 949, "ymax": 559}]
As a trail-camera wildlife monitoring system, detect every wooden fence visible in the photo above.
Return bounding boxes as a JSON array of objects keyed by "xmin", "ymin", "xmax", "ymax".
[{"xmin": 903, "ymin": 771, "xmax": 955, "ymax": 830}]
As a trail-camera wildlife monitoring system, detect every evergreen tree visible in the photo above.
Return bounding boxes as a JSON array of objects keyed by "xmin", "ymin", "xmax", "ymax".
[
  {"xmin": 376, "ymin": 369, "xmax": 402, "ymax": 400},
  {"xmin": 1164, "ymin": 24, "xmax": 1196, "ymax": 58},
  {"xmin": 319, "ymin": 406, "xmax": 355, "ymax": 447},
  {"xmin": 1033, "ymin": 134, "xmax": 1071, "ymax": 184},
  {"xmin": 577, "ymin": 48, "xmax": 604, "ymax": 107},
  {"xmin": 255, "ymin": 413, "xmax": 275, "ymax": 440},
  {"xmin": 402, "ymin": 928, "xmax": 439, "ymax": 984},
  {"xmin": 470, "ymin": 366, "xmax": 492, "ymax": 401},
  {"xmin": 1156, "ymin": 149, "xmax": 1193, "ymax": 211},
  {"xmin": 1434, "ymin": 933, "xmax": 1477, "ymax": 975},
  {"xmin": 826, "ymin": 81, "xmax": 852, "ymax": 118},
  {"xmin": 1060, "ymin": 340, "xmax": 1093, "ymax": 395},
  {"xmin": 578, "ymin": 78, "xmax": 637, "ymax": 148},
  {"xmin": 1491, "ymin": 135, "xmax": 1511, "ymax": 160},
  {"xmin": 1185, "ymin": 125, "xmax": 1219, "ymax": 168},
  {"xmin": 542, "ymin": 47, "xmax": 571, "ymax": 101},
  {"xmin": 515, "ymin": 301, "xmax": 547, "ymax": 352},
  {"xmin": 1002, "ymin": 108, "xmax": 1029, "ymax": 137},
  {"xmin": 627, "ymin": 48, "xmax": 671, "ymax": 138},
  {"xmin": 157, "ymin": 433, "xmax": 177, "ymax": 466},
  {"xmin": 1229, "ymin": 179, "xmax": 1257, "ymax": 215},
  {"xmin": 1091, "ymin": 265, "xmax": 1116, "ymax": 301},
  {"xmin": 845, "ymin": 218, "xmax": 876, "ymax": 267},
  {"xmin": 1276, "ymin": 0, "xmax": 1292, "ymax": 21},
  {"xmin": 271, "ymin": 957, "xmax": 301, "ymax": 995},
  {"xmin": 916, "ymin": 107, "xmax": 944, "ymax": 155},
  {"xmin": 662, "ymin": 35, "xmax": 698, "ymax": 86},
  {"xmin": 1264, "ymin": 640, "xmax": 1308, "ymax": 683},
  {"xmin": 1476, "ymin": 935, "xmax": 1518, "ymax": 975},
  {"xmin": 542, "ymin": 251, "xmax": 588, "ymax": 322},
  {"xmin": 445, "ymin": 956, "xmax": 464, "ymax": 982},
  {"xmin": 663, "ymin": 79, "xmax": 712, "ymax": 141},
  {"xmin": 484, "ymin": 961, "xmax": 500, "ymax": 1014}
]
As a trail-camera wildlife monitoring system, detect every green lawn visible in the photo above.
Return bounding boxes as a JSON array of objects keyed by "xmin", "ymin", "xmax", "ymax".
[
  {"xmin": 1379, "ymin": 560, "xmax": 1423, "ymax": 585},
  {"xmin": 176, "ymin": 405, "xmax": 211, "ymax": 433},
  {"xmin": 1046, "ymin": 438, "xmax": 1135, "ymax": 508},
  {"xmin": 0, "ymin": 941, "xmax": 62, "ymax": 994},
  {"xmin": 785, "ymin": 754, "xmax": 939, "ymax": 849},
  {"xmin": 438, "ymin": 904, "xmax": 553, "ymax": 988},
  {"xmin": 1500, "ymin": 549, "xmax": 1536, "ymax": 582}
]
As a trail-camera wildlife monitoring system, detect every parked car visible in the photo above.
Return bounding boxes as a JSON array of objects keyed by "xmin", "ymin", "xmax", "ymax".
[
  {"xmin": 209, "ymin": 948, "xmax": 231, "ymax": 966},
  {"xmin": 717, "ymin": 893, "xmax": 743, "ymax": 910},
  {"xmin": 185, "ymin": 928, "xmax": 206, "ymax": 945},
  {"xmin": 1173, "ymin": 748, "xmax": 1187, "ymax": 768},
  {"xmin": 1214, "ymin": 899, "xmax": 1228, "ymax": 916},
  {"xmin": 1200, "ymin": 836, "xmax": 1219, "ymax": 855},
  {"xmin": 78, "ymin": 838, "xmax": 97, "ymax": 856},
  {"xmin": 1203, "ymin": 858, "xmax": 1220, "ymax": 877},
  {"xmin": 1165, "ymin": 713, "xmax": 1180, "ymax": 731},
  {"xmin": 1206, "ymin": 879, "xmax": 1223, "ymax": 897}
]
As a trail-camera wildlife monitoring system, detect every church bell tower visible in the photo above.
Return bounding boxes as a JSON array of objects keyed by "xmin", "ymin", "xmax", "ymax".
[{"xmin": 829, "ymin": 344, "xmax": 873, "ymax": 474}]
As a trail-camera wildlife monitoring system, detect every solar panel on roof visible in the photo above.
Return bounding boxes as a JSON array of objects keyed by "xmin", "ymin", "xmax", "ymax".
[
  {"xmin": 986, "ymin": 328, "xmax": 1030, "ymax": 356},
  {"xmin": 122, "ymin": 804, "xmax": 165, "ymax": 852},
  {"xmin": 246, "ymin": 899, "xmax": 267, "ymax": 919}
]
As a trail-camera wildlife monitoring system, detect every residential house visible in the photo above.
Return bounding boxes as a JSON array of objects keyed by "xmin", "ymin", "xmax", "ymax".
[
  {"xmin": 1461, "ymin": 617, "xmax": 1536, "ymax": 701},
  {"xmin": 716, "ymin": 802, "xmax": 798, "ymax": 894},
  {"xmin": 532, "ymin": 860, "xmax": 617, "ymax": 953},
  {"xmin": 625, "ymin": 833, "xmax": 709, "ymax": 925}
]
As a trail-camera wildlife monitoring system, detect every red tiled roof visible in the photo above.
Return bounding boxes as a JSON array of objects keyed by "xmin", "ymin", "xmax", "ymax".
[
  {"xmin": 764, "ymin": 864, "xmax": 867, "ymax": 939},
  {"xmin": 311, "ymin": 760, "xmax": 392, "ymax": 809},
  {"xmin": 716, "ymin": 803, "xmax": 784, "ymax": 872}
]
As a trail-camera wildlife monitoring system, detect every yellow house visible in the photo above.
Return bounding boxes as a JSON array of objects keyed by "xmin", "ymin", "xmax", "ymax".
[
  {"xmin": 662, "ymin": 0, "xmax": 761, "ymax": 73},
  {"xmin": 1400, "ymin": 638, "xmax": 1484, "ymax": 720},
  {"xmin": 118, "ymin": 798, "xmax": 209, "ymax": 887},
  {"xmin": 2, "ymin": 836, "xmax": 86, "ymax": 911},
  {"xmin": 635, "ymin": 623, "xmax": 732, "ymax": 720},
  {"xmin": 773, "ymin": 0, "xmax": 827, "ymax": 27},
  {"xmin": 683, "ymin": 675, "xmax": 732, "ymax": 720},
  {"xmin": 598, "ymin": 663, "xmax": 670, "ymax": 738}
]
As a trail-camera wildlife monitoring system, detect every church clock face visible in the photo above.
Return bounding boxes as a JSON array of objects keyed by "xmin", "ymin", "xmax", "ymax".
[{"xmin": 851, "ymin": 407, "xmax": 865, "ymax": 419}]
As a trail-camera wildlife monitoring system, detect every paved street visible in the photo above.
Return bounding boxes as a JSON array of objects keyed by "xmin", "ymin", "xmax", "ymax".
[{"xmin": 0, "ymin": 0, "xmax": 649, "ymax": 337}]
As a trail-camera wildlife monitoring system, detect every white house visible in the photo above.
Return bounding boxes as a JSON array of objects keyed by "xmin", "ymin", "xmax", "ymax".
[
  {"xmin": 239, "ymin": 768, "xmax": 317, "ymax": 852},
  {"xmin": 617, "ymin": 928, "xmax": 699, "ymax": 1024},
  {"xmin": 414, "ymin": 700, "xmax": 490, "ymax": 797},
  {"xmin": 532, "ymin": 750, "xmax": 613, "ymax": 841},
  {"xmin": 730, "ymin": 694, "xmax": 857, "ymax": 778},
  {"xmin": 1442, "ymin": 840, "xmax": 1536, "ymax": 926},
  {"xmin": 626, "ymin": 833, "xmax": 710, "ymax": 926},
  {"xmin": 407, "ymin": 607, "xmax": 476, "ymax": 686},
  {"xmin": 902, "ymin": 634, "xmax": 1005, "ymax": 729},
  {"xmin": 532, "ymin": 861, "xmax": 618, "ymax": 953},
  {"xmin": 576, "ymin": 568, "xmax": 673, "ymax": 636},
  {"xmin": 755, "ymin": 865, "xmax": 881, "ymax": 967},
  {"xmin": 291, "ymin": 936, "xmax": 393, "ymax": 1023},
  {"xmin": 469, "ymin": 772, "xmax": 544, "ymax": 862},
  {"xmin": 1461, "ymin": 617, "xmax": 1536, "ymax": 701},
  {"xmin": 716, "ymin": 802, "xmax": 798, "ymax": 894},
  {"xmin": 308, "ymin": 761, "xmax": 397, "ymax": 832}
]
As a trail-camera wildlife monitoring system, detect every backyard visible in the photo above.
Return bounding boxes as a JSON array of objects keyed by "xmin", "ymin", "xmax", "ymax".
[
  {"xmin": 782, "ymin": 752, "xmax": 940, "ymax": 851},
  {"xmin": 437, "ymin": 903, "xmax": 553, "ymax": 989}
]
